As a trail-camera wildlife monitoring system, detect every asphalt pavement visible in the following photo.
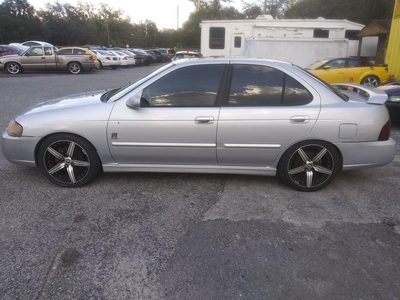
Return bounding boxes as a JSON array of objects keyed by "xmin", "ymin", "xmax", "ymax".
[{"xmin": 0, "ymin": 65, "xmax": 399, "ymax": 300}]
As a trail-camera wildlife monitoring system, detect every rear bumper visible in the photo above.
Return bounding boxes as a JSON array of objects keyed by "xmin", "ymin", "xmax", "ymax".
[{"xmin": 336, "ymin": 138, "xmax": 396, "ymax": 170}]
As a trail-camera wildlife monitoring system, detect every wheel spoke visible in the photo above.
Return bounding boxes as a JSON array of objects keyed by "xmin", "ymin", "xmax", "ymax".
[
  {"xmin": 313, "ymin": 165, "xmax": 332, "ymax": 175},
  {"xmin": 67, "ymin": 165, "xmax": 76, "ymax": 183},
  {"xmin": 288, "ymin": 165, "xmax": 305, "ymax": 175},
  {"xmin": 312, "ymin": 148, "xmax": 327, "ymax": 163},
  {"xmin": 306, "ymin": 170, "xmax": 313, "ymax": 187},
  {"xmin": 48, "ymin": 162, "xmax": 66, "ymax": 174},
  {"xmin": 66, "ymin": 142, "xmax": 76, "ymax": 157},
  {"xmin": 47, "ymin": 147, "xmax": 65, "ymax": 160},
  {"xmin": 297, "ymin": 148, "xmax": 310, "ymax": 163},
  {"xmin": 73, "ymin": 159, "xmax": 90, "ymax": 167}
]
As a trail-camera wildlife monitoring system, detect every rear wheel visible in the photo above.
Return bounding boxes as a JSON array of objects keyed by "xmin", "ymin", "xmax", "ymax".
[
  {"xmin": 68, "ymin": 62, "xmax": 82, "ymax": 74},
  {"xmin": 278, "ymin": 141, "xmax": 340, "ymax": 192},
  {"xmin": 38, "ymin": 134, "xmax": 101, "ymax": 187},
  {"xmin": 97, "ymin": 60, "xmax": 103, "ymax": 69},
  {"xmin": 361, "ymin": 75, "xmax": 380, "ymax": 87},
  {"xmin": 5, "ymin": 62, "xmax": 22, "ymax": 75}
]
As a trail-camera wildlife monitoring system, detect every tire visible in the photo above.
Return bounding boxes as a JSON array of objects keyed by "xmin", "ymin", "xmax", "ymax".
[
  {"xmin": 278, "ymin": 140, "xmax": 340, "ymax": 192},
  {"xmin": 361, "ymin": 75, "xmax": 380, "ymax": 87},
  {"xmin": 111, "ymin": 66, "xmax": 118, "ymax": 70},
  {"xmin": 5, "ymin": 62, "xmax": 22, "ymax": 75},
  {"xmin": 68, "ymin": 62, "xmax": 82, "ymax": 74},
  {"xmin": 97, "ymin": 60, "xmax": 103, "ymax": 69},
  {"xmin": 37, "ymin": 134, "xmax": 101, "ymax": 187}
]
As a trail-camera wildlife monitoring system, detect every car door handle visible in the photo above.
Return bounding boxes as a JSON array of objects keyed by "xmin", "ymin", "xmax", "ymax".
[
  {"xmin": 290, "ymin": 116, "xmax": 310, "ymax": 124},
  {"xmin": 195, "ymin": 116, "xmax": 214, "ymax": 124}
]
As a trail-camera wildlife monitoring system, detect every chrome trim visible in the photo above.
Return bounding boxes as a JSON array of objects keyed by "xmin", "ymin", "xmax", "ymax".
[
  {"xmin": 223, "ymin": 143, "xmax": 281, "ymax": 149},
  {"xmin": 112, "ymin": 142, "xmax": 216, "ymax": 147}
]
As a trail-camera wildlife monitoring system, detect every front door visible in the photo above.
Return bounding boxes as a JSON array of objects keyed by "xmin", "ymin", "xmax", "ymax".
[
  {"xmin": 108, "ymin": 64, "xmax": 227, "ymax": 165},
  {"xmin": 230, "ymin": 34, "xmax": 245, "ymax": 56},
  {"xmin": 21, "ymin": 46, "xmax": 46, "ymax": 70}
]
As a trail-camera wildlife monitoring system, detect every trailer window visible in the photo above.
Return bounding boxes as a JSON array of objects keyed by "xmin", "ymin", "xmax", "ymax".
[
  {"xmin": 234, "ymin": 36, "xmax": 241, "ymax": 48},
  {"xmin": 313, "ymin": 29, "xmax": 329, "ymax": 38},
  {"xmin": 209, "ymin": 27, "xmax": 225, "ymax": 49},
  {"xmin": 345, "ymin": 30, "xmax": 360, "ymax": 40}
]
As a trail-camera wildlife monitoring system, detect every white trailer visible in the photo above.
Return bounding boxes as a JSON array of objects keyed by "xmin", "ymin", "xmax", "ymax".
[
  {"xmin": 200, "ymin": 16, "xmax": 378, "ymax": 60},
  {"xmin": 244, "ymin": 37, "xmax": 349, "ymax": 67}
]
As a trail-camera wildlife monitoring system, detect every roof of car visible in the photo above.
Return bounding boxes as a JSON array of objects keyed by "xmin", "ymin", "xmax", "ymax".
[{"xmin": 171, "ymin": 57, "xmax": 293, "ymax": 67}]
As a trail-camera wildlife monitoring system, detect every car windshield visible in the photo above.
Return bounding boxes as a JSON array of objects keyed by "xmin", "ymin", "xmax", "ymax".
[
  {"xmin": 305, "ymin": 60, "xmax": 329, "ymax": 70},
  {"xmin": 104, "ymin": 64, "xmax": 174, "ymax": 102}
]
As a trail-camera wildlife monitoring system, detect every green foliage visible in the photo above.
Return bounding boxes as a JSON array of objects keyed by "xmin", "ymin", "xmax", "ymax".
[
  {"xmin": 284, "ymin": 0, "xmax": 395, "ymax": 24},
  {"xmin": 0, "ymin": 0, "xmax": 396, "ymax": 48}
]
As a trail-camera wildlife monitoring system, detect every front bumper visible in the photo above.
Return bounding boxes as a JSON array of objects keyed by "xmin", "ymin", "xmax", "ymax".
[{"xmin": 2, "ymin": 131, "xmax": 40, "ymax": 167}]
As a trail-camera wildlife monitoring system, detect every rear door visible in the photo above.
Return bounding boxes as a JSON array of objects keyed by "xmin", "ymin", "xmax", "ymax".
[
  {"xmin": 230, "ymin": 34, "xmax": 245, "ymax": 56},
  {"xmin": 217, "ymin": 63, "xmax": 321, "ymax": 167}
]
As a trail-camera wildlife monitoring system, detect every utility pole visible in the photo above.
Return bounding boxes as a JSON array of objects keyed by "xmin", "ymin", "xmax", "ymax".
[{"xmin": 177, "ymin": 5, "xmax": 179, "ymax": 30}]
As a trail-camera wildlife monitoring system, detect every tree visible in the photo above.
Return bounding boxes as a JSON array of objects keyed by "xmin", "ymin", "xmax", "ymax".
[
  {"xmin": 284, "ymin": 0, "xmax": 395, "ymax": 24},
  {"xmin": 241, "ymin": 0, "xmax": 296, "ymax": 19}
]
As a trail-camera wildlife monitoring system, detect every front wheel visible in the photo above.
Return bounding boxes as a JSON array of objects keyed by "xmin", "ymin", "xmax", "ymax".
[
  {"xmin": 5, "ymin": 62, "xmax": 22, "ymax": 75},
  {"xmin": 68, "ymin": 62, "xmax": 82, "ymax": 74},
  {"xmin": 278, "ymin": 141, "xmax": 340, "ymax": 192},
  {"xmin": 37, "ymin": 134, "xmax": 101, "ymax": 187},
  {"xmin": 361, "ymin": 75, "xmax": 380, "ymax": 87}
]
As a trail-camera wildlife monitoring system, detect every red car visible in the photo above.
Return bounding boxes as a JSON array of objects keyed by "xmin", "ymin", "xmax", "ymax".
[{"xmin": 0, "ymin": 45, "xmax": 28, "ymax": 56}]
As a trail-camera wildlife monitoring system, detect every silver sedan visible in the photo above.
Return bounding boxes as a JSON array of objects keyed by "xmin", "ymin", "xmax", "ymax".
[{"xmin": 1, "ymin": 58, "xmax": 396, "ymax": 191}]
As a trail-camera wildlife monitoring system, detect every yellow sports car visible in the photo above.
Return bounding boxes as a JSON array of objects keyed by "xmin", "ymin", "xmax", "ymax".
[{"xmin": 306, "ymin": 57, "xmax": 391, "ymax": 87}]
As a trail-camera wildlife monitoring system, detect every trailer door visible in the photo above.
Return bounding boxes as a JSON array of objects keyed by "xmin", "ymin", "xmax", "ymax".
[{"xmin": 230, "ymin": 34, "xmax": 245, "ymax": 56}]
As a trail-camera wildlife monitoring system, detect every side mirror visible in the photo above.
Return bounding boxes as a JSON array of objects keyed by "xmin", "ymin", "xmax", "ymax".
[
  {"xmin": 323, "ymin": 65, "xmax": 330, "ymax": 70},
  {"xmin": 126, "ymin": 91, "xmax": 142, "ymax": 109}
]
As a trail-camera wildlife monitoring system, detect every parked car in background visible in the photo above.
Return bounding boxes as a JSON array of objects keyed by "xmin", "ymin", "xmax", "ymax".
[
  {"xmin": 306, "ymin": 57, "xmax": 391, "ymax": 87},
  {"xmin": 149, "ymin": 49, "xmax": 163, "ymax": 62},
  {"xmin": 128, "ymin": 49, "xmax": 152, "ymax": 66},
  {"xmin": 108, "ymin": 50, "xmax": 135, "ymax": 67},
  {"xmin": 157, "ymin": 48, "xmax": 175, "ymax": 62},
  {"xmin": 2, "ymin": 58, "xmax": 395, "ymax": 191},
  {"xmin": 21, "ymin": 41, "xmax": 57, "ymax": 50},
  {"xmin": 143, "ymin": 50, "xmax": 157, "ymax": 64},
  {"xmin": 90, "ymin": 49, "xmax": 120, "ymax": 69},
  {"xmin": 0, "ymin": 44, "xmax": 28, "ymax": 56},
  {"xmin": 0, "ymin": 45, "xmax": 97, "ymax": 74},
  {"xmin": 171, "ymin": 51, "xmax": 203, "ymax": 61},
  {"xmin": 377, "ymin": 81, "xmax": 400, "ymax": 120}
]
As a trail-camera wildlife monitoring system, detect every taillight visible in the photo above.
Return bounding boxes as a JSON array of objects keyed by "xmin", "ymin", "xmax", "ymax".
[
  {"xmin": 106, "ymin": 57, "xmax": 111, "ymax": 60},
  {"xmin": 378, "ymin": 119, "xmax": 391, "ymax": 141},
  {"xmin": 123, "ymin": 57, "xmax": 127, "ymax": 60},
  {"xmin": 89, "ymin": 55, "xmax": 94, "ymax": 61}
]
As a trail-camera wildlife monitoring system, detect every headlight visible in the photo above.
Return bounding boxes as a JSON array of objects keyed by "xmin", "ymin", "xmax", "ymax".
[
  {"xmin": 7, "ymin": 119, "xmax": 23, "ymax": 137},
  {"xmin": 388, "ymin": 95, "xmax": 400, "ymax": 102}
]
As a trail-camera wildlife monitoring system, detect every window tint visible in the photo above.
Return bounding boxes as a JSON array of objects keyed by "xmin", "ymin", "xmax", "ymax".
[
  {"xmin": 57, "ymin": 49, "xmax": 73, "ymax": 55},
  {"xmin": 28, "ymin": 47, "xmax": 43, "ymax": 56},
  {"xmin": 44, "ymin": 47, "xmax": 52, "ymax": 55},
  {"xmin": 209, "ymin": 27, "xmax": 225, "ymax": 49},
  {"xmin": 142, "ymin": 65, "xmax": 225, "ymax": 107},
  {"xmin": 347, "ymin": 58, "xmax": 360, "ymax": 67},
  {"xmin": 73, "ymin": 49, "xmax": 87, "ymax": 55},
  {"xmin": 228, "ymin": 65, "xmax": 312, "ymax": 106},
  {"xmin": 345, "ymin": 30, "xmax": 360, "ymax": 40},
  {"xmin": 234, "ymin": 36, "xmax": 241, "ymax": 48},
  {"xmin": 313, "ymin": 29, "xmax": 329, "ymax": 38},
  {"xmin": 325, "ymin": 59, "xmax": 345, "ymax": 69}
]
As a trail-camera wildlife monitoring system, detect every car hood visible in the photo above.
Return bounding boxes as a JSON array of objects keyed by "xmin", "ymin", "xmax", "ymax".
[{"xmin": 16, "ymin": 90, "xmax": 107, "ymax": 117}]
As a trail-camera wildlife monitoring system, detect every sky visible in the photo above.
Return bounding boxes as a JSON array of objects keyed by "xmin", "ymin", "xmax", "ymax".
[{"xmin": 27, "ymin": 0, "xmax": 244, "ymax": 30}]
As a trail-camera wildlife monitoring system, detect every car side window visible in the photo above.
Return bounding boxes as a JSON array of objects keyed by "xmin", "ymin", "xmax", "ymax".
[
  {"xmin": 326, "ymin": 59, "xmax": 345, "ymax": 69},
  {"xmin": 228, "ymin": 65, "xmax": 312, "ymax": 106},
  {"xmin": 44, "ymin": 47, "xmax": 52, "ymax": 56},
  {"xmin": 347, "ymin": 59, "xmax": 360, "ymax": 68},
  {"xmin": 142, "ymin": 65, "xmax": 225, "ymax": 107},
  {"xmin": 57, "ymin": 49, "xmax": 73, "ymax": 55},
  {"xmin": 28, "ymin": 47, "xmax": 44, "ymax": 56}
]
